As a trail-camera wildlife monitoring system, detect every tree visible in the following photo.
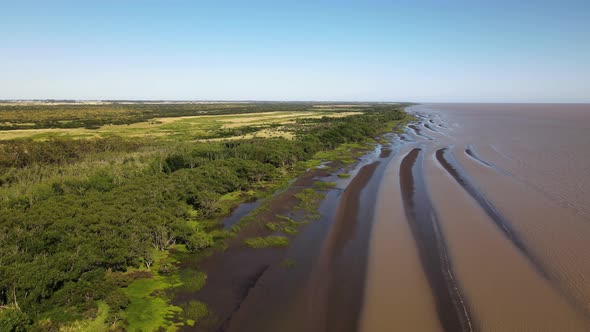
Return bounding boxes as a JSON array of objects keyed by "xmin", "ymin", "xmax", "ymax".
[{"xmin": 0, "ymin": 305, "xmax": 30, "ymax": 332}]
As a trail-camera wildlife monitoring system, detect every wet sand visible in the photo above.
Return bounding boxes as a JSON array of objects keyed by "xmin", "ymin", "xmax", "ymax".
[{"xmin": 363, "ymin": 103, "xmax": 590, "ymax": 331}]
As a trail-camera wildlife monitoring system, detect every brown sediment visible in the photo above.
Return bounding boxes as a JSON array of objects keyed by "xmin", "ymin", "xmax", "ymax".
[
  {"xmin": 424, "ymin": 123, "xmax": 438, "ymax": 132},
  {"xmin": 175, "ymin": 247, "xmax": 280, "ymax": 332},
  {"xmin": 224, "ymin": 154, "xmax": 388, "ymax": 332},
  {"xmin": 361, "ymin": 147, "xmax": 442, "ymax": 332},
  {"xmin": 399, "ymin": 134, "xmax": 414, "ymax": 142},
  {"xmin": 464, "ymin": 145, "xmax": 494, "ymax": 169},
  {"xmin": 413, "ymin": 103, "xmax": 590, "ymax": 220},
  {"xmin": 435, "ymin": 147, "xmax": 552, "ymax": 281},
  {"xmin": 399, "ymin": 148, "xmax": 474, "ymax": 332},
  {"xmin": 217, "ymin": 265, "xmax": 269, "ymax": 331},
  {"xmin": 435, "ymin": 147, "xmax": 590, "ymax": 314},
  {"xmin": 305, "ymin": 161, "xmax": 380, "ymax": 332},
  {"xmin": 174, "ymin": 165, "xmax": 335, "ymax": 332},
  {"xmin": 325, "ymin": 161, "xmax": 379, "ymax": 258},
  {"xmin": 409, "ymin": 124, "xmax": 434, "ymax": 141},
  {"xmin": 408, "ymin": 124, "xmax": 421, "ymax": 134},
  {"xmin": 379, "ymin": 148, "xmax": 392, "ymax": 158},
  {"xmin": 400, "ymin": 103, "xmax": 590, "ymax": 329},
  {"xmin": 425, "ymin": 154, "xmax": 590, "ymax": 331},
  {"xmin": 455, "ymin": 148, "xmax": 590, "ymax": 320},
  {"xmin": 174, "ymin": 139, "xmax": 393, "ymax": 332},
  {"xmin": 464, "ymin": 144, "xmax": 575, "ymax": 207}
]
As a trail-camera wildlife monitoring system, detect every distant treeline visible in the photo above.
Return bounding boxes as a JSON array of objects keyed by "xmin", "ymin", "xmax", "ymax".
[
  {"xmin": 0, "ymin": 106, "xmax": 407, "ymax": 330},
  {"xmin": 0, "ymin": 137, "xmax": 144, "ymax": 169}
]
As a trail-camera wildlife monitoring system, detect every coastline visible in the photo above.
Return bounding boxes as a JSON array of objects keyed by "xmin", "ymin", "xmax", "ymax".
[{"xmin": 169, "ymin": 119, "xmax": 411, "ymax": 331}]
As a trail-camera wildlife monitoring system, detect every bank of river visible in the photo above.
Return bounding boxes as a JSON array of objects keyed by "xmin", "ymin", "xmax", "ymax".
[{"xmin": 171, "ymin": 128, "xmax": 405, "ymax": 331}]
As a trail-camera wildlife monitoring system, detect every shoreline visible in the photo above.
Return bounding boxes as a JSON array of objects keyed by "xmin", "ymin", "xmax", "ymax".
[
  {"xmin": 303, "ymin": 161, "xmax": 380, "ymax": 332},
  {"xmin": 171, "ymin": 128, "xmax": 406, "ymax": 331}
]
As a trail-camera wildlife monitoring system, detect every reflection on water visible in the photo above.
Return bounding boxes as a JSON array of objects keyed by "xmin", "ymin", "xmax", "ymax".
[{"xmin": 221, "ymin": 200, "xmax": 261, "ymax": 229}]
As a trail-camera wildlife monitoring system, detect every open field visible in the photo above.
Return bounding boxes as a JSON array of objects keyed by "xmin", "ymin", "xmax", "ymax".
[
  {"xmin": 0, "ymin": 102, "xmax": 377, "ymax": 131},
  {"xmin": 0, "ymin": 110, "xmax": 362, "ymax": 141}
]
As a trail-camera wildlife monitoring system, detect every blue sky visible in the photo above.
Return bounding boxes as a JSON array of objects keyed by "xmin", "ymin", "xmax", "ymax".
[{"xmin": 1, "ymin": 0, "xmax": 589, "ymax": 102}]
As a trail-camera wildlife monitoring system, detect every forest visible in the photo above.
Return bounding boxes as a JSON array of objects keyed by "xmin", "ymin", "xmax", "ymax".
[{"xmin": 0, "ymin": 102, "xmax": 409, "ymax": 331}]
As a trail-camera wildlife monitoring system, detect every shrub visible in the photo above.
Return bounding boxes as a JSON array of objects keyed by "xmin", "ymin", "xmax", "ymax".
[{"xmin": 0, "ymin": 306, "xmax": 31, "ymax": 332}]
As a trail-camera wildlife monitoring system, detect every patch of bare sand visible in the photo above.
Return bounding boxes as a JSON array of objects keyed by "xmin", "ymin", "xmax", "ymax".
[
  {"xmin": 312, "ymin": 104, "xmax": 372, "ymax": 108},
  {"xmin": 220, "ymin": 111, "xmax": 361, "ymax": 128},
  {"xmin": 151, "ymin": 111, "xmax": 288, "ymax": 124}
]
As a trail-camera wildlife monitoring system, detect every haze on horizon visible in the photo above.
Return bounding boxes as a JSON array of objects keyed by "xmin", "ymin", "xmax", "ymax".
[{"xmin": 1, "ymin": 0, "xmax": 589, "ymax": 103}]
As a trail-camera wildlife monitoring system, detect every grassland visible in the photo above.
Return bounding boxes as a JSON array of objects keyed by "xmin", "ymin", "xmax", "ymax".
[{"xmin": 0, "ymin": 110, "xmax": 362, "ymax": 141}]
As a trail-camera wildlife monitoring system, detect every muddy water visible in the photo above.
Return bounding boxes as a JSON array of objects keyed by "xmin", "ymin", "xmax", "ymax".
[
  {"xmin": 399, "ymin": 148, "xmax": 473, "ymax": 331},
  {"xmin": 221, "ymin": 200, "xmax": 261, "ymax": 229},
  {"xmin": 360, "ymin": 145, "xmax": 442, "ymax": 332},
  {"xmin": 363, "ymin": 104, "xmax": 590, "ymax": 331},
  {"xmin": 176, "ymin": 104, "xmax": 590, "ymax": 331},
  {"xmin": 174, "ymin": 137, "xmax": 403, "ymax": 331}
]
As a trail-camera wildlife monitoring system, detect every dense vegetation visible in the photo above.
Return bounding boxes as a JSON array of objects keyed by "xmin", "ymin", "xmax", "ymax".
[{"xmin": 0, "ymin": 103, "xmax": 408, "ymax": 330}]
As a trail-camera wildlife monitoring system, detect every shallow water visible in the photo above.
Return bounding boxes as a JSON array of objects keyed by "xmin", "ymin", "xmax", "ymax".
[
  {"xmin": 176, "ymin": 104, "xmax": 590, "ymax": 331},
  {"xmin": 221, "ymin": 200, "xmax": 261, "ymax": 229},
  {"xmin": 174, "ymin": 139, "xmax": 398, "ymax": 332},
  {"xmin": 363, "ymin": 103, "xmax": 590, "ymax": 331}
]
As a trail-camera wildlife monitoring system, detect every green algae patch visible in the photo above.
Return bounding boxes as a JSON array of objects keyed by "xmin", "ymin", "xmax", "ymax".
[
  {"xmin": 120, "ymin": 246, "xmax": 190, "ymax": 331},
  {"xmin": 122, "ymin": 276, "xmax": 182, "ymax": 332},
  {"xmin": 279, "ymin": 258, "xmax": 296, "ymax": 269},
  {"xmin": 294, "ymin": 188, "xmax": 325, "ymax": 218},
  {"xmin": 314, "ymin": 181, "xmax": 337, "ymax": 190},
  {"xmin": 245, "ymin": 235, "xmax": 290, "ymax": 248},
  {"xmin": 178, "ymin": 269, "xmax": 207, "ymax": 293},
  {"xmin": 180, "ymin": 300, "xmax": 210, "ymax": 326}
]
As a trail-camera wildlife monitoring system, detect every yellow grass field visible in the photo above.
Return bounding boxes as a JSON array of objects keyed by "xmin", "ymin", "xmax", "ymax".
[{"xmin": 0, "ymin": 110, "xmax": 362, "ymax": 141}]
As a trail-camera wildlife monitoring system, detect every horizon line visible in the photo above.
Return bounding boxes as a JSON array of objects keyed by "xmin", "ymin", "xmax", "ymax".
[{"xmin": 1, "ymin": 99, "xmax": 589, "ymax": 105}]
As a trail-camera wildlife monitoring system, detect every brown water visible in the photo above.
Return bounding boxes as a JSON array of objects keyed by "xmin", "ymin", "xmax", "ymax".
[
  {"xmin": 176, "ymin": 104, "xmax": 590, "ymax": 331},
  {"xmin": 174, "ymin": 137, "xmax": 400, "ymax": 331},
  {"xmin": 362, "ymin": 104, "xmax": 590, "ymax": 331}
]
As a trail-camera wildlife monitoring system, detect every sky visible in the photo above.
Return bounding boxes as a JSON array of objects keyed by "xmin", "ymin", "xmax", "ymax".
[{"xmin": 1, "ymin": 0, "xmax": 589, "ymax": 102}]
